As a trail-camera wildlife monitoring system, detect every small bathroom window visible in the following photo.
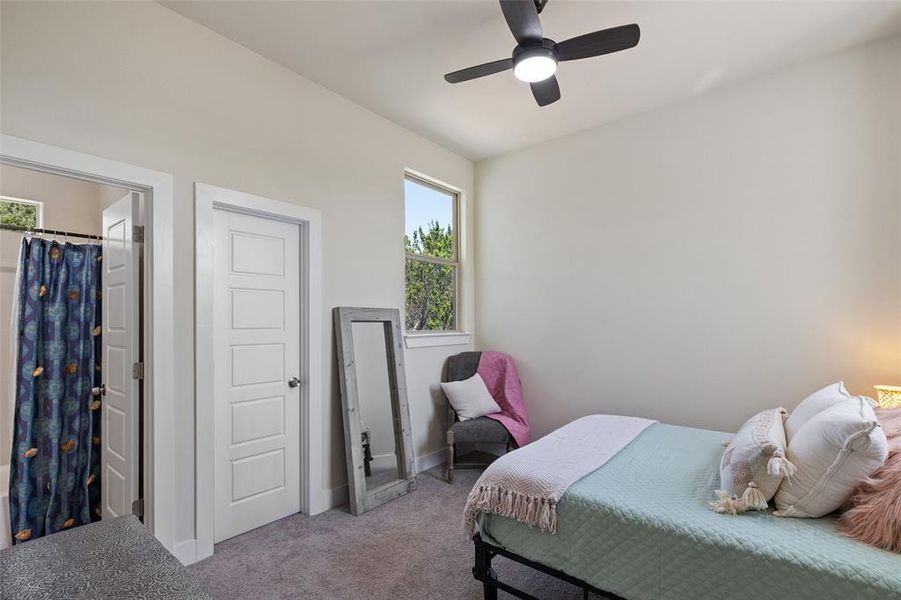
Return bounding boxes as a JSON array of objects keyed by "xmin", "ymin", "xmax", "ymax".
[{"xmin": 0, "ymin": 196, "xmax": 43, "ymax": 229}]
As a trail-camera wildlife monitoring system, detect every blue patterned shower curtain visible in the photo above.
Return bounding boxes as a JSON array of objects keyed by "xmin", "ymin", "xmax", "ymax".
[{"xmin": 8, "ymin": 238, "xmax": 102, "ymax": 544}]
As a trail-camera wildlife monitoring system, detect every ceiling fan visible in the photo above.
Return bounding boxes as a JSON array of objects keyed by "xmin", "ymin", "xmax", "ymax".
[{"xmin": 444, "ymin": 0, "xmax": 640, "ymax": 107}]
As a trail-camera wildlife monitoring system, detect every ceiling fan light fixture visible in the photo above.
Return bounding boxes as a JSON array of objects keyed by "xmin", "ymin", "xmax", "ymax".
[
  {"xmin": 513, "ymin": 50, "xmax": 557, "ymax": 83},
  {"xmin": 442, "ymin": 0, "xmax": 641, "ymax": 107}
]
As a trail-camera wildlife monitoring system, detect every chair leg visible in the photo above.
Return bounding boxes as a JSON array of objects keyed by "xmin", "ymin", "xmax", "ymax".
[{"xmin": 446, "ymin": 430, "xmax": 455, "ymax": 484}]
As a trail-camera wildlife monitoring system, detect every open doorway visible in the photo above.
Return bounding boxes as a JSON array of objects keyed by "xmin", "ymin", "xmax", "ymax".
[{"xmin": 1, "ymin": 164, "xmax": 144, "ymax": 548}]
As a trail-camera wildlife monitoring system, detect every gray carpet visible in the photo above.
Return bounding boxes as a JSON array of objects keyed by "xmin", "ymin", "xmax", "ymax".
[{"xmin": 189, "ymin": 467, "xmax": 593, "ymax": 599}]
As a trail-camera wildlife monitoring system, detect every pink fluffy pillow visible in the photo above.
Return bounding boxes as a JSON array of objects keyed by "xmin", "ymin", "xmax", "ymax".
[{"xmin": 838, "ymin": 408, "xmax": 901, "ymax": 552}]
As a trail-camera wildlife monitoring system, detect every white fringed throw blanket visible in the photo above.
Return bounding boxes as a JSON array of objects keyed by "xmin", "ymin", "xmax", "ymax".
[{"xmin": 463, "ymin": 415, "xmax": 656, "ymax": 535}]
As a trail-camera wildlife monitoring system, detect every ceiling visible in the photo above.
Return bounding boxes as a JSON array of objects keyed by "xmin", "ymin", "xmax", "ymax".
[{"xmin": 162, "ymin": 1, "xmax": 901, "ymax": 160}]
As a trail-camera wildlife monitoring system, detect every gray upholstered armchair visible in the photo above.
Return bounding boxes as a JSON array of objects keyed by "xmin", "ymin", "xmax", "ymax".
[{"xmin": 444, "ymin": 352, "xmax": 513, "ymax": 483}]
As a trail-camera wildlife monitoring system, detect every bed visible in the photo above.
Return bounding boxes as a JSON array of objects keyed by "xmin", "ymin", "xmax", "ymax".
[{"xmin": 473, "ymin": 423, "xmax": 901, "ymax": 600}]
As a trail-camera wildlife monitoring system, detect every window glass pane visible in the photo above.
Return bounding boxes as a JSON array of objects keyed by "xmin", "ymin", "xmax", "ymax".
[
  {"xmin": 404, "ymin": 178, "xmax": 454, "ymax": 260},
  {"xmin": 405, "ymin": 259, "xmax": 456, "ymax": 331},
  {"xmin": 0, "ymin": 200, "xmax": 39, "ymax": 228}
]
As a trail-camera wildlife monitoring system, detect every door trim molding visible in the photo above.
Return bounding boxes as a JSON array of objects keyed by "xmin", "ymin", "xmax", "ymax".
[
  {"xmin": 194, "ymin": 183, "xmax": 322, "ymax": 562},
  {"xmin": 0, "ymin": 134, "xmax": 177, "ymax": 556}
]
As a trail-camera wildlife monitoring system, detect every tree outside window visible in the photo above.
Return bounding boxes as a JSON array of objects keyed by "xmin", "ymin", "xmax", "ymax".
[
  {"xmin": 404, "ymin": 176, "xmax": 458, "ymax": 331},
  {"xmin": 0, "ymin": 197, "xmax": 42, "ymax": 228}
]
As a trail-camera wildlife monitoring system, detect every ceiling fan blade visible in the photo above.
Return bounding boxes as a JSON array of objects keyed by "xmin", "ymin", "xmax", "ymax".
[
  {"xmin": 530, "ymin": 75, "xmax": 560, "ymax": 106},
  {"xmin": 444, "ymin": 58, "xmax": 514, "ymax": 83},
  {"xmin": 556, "ymin": 24, "xmax": 640, "ymax": 62},
  {"xmin": 500, "ymin": 0, "xmax": 542, "ymax": 45}
]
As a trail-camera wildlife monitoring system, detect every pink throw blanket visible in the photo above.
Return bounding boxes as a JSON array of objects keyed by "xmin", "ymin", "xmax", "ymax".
[{"xmin": 478, "ymin": 351, "xmax": 530, "ymax": 448}]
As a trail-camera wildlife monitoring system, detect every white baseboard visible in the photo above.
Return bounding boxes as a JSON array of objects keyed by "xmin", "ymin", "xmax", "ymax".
[
  {"xmin": 318, "ymin": 483, "xmax": 348, "ymax": 512},
  {"xmin": 172, "ymin": 538, "xmax": 198, "ymax": 565},
  {"xmin": 416, "ymin": 447, "xmax": 446, "ymax": 473}
]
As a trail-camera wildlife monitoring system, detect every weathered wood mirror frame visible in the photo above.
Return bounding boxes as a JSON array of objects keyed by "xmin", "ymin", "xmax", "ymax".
[{"xmin": 333, "ymin": 307, "xmax": 417, "ymax": 515}]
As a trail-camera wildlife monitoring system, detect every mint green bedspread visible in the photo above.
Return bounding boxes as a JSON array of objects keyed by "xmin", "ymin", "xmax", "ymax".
[{"xmin": 478, "ymin": 423, "xmax": 901, "ymax": 600}]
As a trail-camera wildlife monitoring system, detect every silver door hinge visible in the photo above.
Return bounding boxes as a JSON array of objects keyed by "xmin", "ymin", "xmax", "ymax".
[
  {"xmin": 132, "ymin": 498, "xmax": 144, "ymax": 518},
  {"xmin": 133, "ymin": 225, "xmax": 145, "ymax": 243},
  {"xmin": 132, "ymin": 362, "xmax": 145, "ymax": 380}
]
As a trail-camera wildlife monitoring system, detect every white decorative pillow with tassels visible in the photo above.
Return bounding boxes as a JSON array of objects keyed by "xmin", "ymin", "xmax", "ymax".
[
  {"xmin": 716, "ymin": 407, "xmax": 795, "ymax": 512},
  {"xmin": 774, "ymin": 397, "xmax": 887, "ymax": 518}
]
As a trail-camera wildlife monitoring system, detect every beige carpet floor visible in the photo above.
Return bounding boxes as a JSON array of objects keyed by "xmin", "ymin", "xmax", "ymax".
[{"xmin": 188, "ymin": 467, "xmax": 595, "ymax": 599}]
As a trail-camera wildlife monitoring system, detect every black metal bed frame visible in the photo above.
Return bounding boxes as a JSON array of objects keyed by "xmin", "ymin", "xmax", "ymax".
[{"xmin": 473, "ymin": 534, "xmax": 625, "ymax": 600}]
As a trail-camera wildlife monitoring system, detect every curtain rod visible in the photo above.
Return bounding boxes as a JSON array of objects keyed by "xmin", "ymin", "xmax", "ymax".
[{"xmin": 0, "ymin": 223, "xmax": 104, "ymax": 241}]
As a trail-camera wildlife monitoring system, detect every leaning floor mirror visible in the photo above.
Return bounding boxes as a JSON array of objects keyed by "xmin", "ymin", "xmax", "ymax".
[{"xmin": 334, "ymin": 307, "xmax": 417, "ymax": 515}]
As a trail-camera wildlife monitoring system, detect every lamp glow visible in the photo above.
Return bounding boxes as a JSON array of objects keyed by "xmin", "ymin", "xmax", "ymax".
[
  {"xmin": 874, "ymin": 385, "xmax": 901, "ymax": 409},
  {"xmin": 514, "ymin": 55, "xmax": 557, "ymax": 83}
]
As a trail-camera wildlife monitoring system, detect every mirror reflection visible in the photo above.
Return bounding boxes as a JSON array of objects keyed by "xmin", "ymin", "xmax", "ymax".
[{"xmin": 351, "ymin": 322, "xmax": 402, "ymax": 490}]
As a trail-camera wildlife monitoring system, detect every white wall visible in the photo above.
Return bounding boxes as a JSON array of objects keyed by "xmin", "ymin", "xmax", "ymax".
[
  {"xmin": 0, "ymin": 165, "xmax": 126, "ymax": 466},
  {"xmin": 0, "ymin": 1, "xmax": 474, "ymax": 555},
  {"xmin": 475, "ymin": 36, "xmax": 901, "ymax": 438}
]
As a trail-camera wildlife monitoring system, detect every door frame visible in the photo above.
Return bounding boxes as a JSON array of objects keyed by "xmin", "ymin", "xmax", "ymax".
[
  {"xmin": 194, "ymin": 183, "xmax": 322, "ymax": 561},
  {"xmin": 0, "ymin": 134, "xmax": 178, "ymax": 556}
]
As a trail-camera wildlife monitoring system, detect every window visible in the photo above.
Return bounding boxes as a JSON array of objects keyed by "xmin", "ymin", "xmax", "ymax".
[
  {"xmin": 0, "ymin": 196, "xmax": 42, "ymax": 229},
  {"xmin": 404, "ymin": 174, "xmax": 459, "ymax": 332}
]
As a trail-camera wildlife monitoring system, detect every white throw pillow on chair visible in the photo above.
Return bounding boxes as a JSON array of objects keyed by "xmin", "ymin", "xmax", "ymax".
[{"xmin": 441, "ymin": 374, "xmax": 501, "ymax": 421}]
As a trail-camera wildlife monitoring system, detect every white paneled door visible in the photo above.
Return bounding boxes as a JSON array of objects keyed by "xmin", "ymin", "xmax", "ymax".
[
  {"xmin": 101, "ymin": 192, "xmax": 141, "ymax": 520},
  {"xmin": 213, "ymin": 209, "xmax": 301, "ymax": 543}
]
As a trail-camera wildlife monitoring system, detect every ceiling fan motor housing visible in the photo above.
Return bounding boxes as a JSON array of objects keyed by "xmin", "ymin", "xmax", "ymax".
[{"xmin": 512, "ymin": 38, "xmax": 558, "ymax": 64}]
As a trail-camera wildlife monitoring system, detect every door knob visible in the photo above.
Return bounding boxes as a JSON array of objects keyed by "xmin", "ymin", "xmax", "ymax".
[{"xmin": 288, "ymin": 376, "xmax": 302, "ymax": 388}]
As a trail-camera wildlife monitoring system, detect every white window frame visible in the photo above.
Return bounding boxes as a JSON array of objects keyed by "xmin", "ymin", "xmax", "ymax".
[
  {"xmin": 0, "ymin": 195, "xmax": 44, "ymax": 228},
  {"xmin": 404, "ymin": 172, "xmax": 461, "ymax": 334}
]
